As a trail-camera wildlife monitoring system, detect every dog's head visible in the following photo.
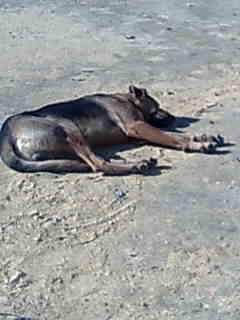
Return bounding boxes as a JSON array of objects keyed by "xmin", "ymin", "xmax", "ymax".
[
  {"xmin": 128, "ymin": 85, "xmax": 175, "ymax": 128},
  {"xmin": 129, "ymin": 85, "xmax": 158, "ymax": 115}
]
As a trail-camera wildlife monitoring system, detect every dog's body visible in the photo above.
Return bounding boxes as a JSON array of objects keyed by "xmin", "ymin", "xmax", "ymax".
[{"xmin": 0, "ymin": 86, "xmax": 224, "ymax": 174}]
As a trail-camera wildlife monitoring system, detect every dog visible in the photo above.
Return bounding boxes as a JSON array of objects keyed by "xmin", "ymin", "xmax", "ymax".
[{"xmin": 0, "ymin": 85, "xmax": 225, "ymax": 175}]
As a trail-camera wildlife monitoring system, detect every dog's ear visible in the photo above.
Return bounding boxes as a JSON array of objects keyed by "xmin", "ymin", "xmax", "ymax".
[{"xmin": 129, "ymin": 85, "xmax": 147, "ymax": 99}]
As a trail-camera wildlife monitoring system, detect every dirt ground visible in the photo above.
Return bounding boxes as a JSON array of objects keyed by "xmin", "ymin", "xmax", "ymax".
[{"xmin": 1, "ymin": 1, "xmax": 240, "ymax": 319}]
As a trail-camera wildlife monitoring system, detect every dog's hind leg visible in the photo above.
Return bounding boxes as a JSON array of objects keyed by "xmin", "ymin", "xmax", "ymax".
[
  {"xmin": 122, "ymin": 121, "xmax": 224, "ymax": 153},
  {"xmin": 18, "ymin": 159, "xmax": 91, "ymax": 173},
  {"xmin": 66, "ymin": 130, "xmax": 155, "ymax": 174},
  {"xmin": 0, "ymin": 127, "xmax": 90, "ymax": 173}
]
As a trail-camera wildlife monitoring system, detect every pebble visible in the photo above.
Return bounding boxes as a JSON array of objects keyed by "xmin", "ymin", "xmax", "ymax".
[
  {"xmin": 125, "ymin": 34, "xmax": 136, "ymax": 40},
  {"xmin": 34, "ymin": 233, "xmax": 43, "ymax": 243},
  {"xmin": 5, "ymin": 195, "xmax": 11, "ymax": 201},
  {"xmin": 72, "ymin": 76, "xmax": 86, "ymax": 82},
  {"xmin": 8, "ymin": 270, "xmax": 26, "ymax": 288},
  {"xmin": 186, "ymin": 2, "xmax": 196, "ymax": 8},
  {"xmin": 27, "ymin": 209, "xmax": 39, "ymax": 217},
  {"xmin": 114, "ymin": 188, "xmax": 127, "ymax": 201}
]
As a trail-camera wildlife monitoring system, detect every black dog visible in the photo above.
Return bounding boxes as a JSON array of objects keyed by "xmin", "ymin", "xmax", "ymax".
[{"xmin": 0, "ymin": 86, "xmax": 224, "ymax": 174}]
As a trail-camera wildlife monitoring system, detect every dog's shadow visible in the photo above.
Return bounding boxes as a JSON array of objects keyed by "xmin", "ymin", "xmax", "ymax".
[{"xmin": 166, "ymin": 116, "xmax": 199, "ymax": 132}]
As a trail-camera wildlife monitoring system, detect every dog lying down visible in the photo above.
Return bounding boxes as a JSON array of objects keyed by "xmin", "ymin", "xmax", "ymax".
[{"xmin": 0, "ymin": 86, "xmax": 225, "ymax": 175}]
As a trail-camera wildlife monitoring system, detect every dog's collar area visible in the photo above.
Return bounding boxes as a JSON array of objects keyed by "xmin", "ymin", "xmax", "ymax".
[{"xmin": 127, "ymin": 95, "xmax": 145, "ymax": 113}]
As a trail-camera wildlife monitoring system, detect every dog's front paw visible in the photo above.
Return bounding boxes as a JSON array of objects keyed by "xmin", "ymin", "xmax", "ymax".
[
  {"xmin": 199, "ymin": 142, "xmax": 217, "ymax": 154},
  {"xmin": 186, "ymin": 133, "xmax": 225, "ymax": 153},
  {"xmin": 211, "ymin": 134, "xmax": 225, "ymax": 147},
  {"xmin": 193, "ymin": 134, "xmax": 225, "ymax": 146}
]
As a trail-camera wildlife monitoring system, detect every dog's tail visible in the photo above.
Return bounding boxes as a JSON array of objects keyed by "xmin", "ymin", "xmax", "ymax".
[{"xmin": 0, "ymin": 119, "xmax": 89, "ymax": 173}]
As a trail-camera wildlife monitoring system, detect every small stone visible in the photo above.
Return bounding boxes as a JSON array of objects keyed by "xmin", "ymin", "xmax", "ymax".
[
  {"xmin": 142, "ymin": 302, "xmax": 149, "ymax": 308},
  {"xmin": 114, "ymin": 188, "xmax": 127, "ymax": 201},
  {"xmin": 125, "ymin": 34, "xmax": 136, "ymax": 40},
  {"xmin": 186, "ymin": 3, "xmax": 195, "ymax": 8},
  {"xmin": 82, "ymin": 69, "xmax": 95, "ymax": 74},
  {"xmin": 16, "ymin": 178, "xmax": 26, "ymax": 190},
  {"xmin": 130, "ymin": 252, "xmax": 138, "ymax": 258},
  {"xmin": 8, "ymin": 270, "xmax": 26, "ymax": 288},
  {"xmin": 72, "ymin": 77, "xmax": 86, "ymax": 82},
  {"xmin": 34, "ymin": 233, "xmax": 43, "ymax": 243},
  {"xmin": 27, "ymin": 209, "xmax": 39, "ymax": 217},
  {"xmin": 203, "ymin": 303, "xmax": 210, "ymax": 310}
]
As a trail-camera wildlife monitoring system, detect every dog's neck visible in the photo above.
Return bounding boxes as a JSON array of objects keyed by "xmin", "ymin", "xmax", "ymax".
[{"xmin": 112, "ymin": 93, "xmax": 145, "ymax": 114}]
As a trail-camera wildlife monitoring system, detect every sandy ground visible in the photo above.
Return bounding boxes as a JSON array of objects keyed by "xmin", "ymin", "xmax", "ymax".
[{"xmin": 1, "ymin": 1, "xmax": 240, "ymax": 319}]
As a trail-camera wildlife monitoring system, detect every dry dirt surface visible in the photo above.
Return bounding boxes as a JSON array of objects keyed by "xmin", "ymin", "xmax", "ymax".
[{"xmin": 1, "ymin": 1, "xmax": 240, "ymax": 320}]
